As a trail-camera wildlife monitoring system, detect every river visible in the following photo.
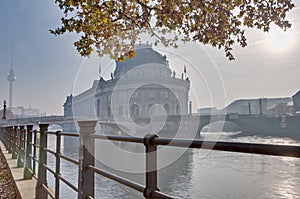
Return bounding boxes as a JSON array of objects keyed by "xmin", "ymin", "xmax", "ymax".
[{"xmin": 45, "ymin": 132, "xmax": 300, "ymax": 199}]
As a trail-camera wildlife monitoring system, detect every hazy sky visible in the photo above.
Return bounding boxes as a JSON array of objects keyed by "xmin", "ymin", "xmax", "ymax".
[{"xmin": 0, "ymin": 1, "xmax": 300, "ymax": 115}]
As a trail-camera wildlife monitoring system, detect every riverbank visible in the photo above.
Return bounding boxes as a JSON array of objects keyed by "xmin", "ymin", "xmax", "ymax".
[
  {"xmin": 0, "ymin": 141, "xmax": 36, "ymax": 199},
  {"xmin": 0, "ymin": 146, "xmax": 20, "ymax": 199}
]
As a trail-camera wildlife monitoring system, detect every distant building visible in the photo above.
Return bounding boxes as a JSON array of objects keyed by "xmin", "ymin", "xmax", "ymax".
[
  {"xmin": 224, "ymin": 97, "xmax": 292, "ymax": 116},
  {"xmin": 292, "ymin": 90, "xmax": 300, "ymax": 115},
  {"xmin": 8, "ymin": 106, "xmax": 45, "ymax": 118},
  {"xmin": 0, "ymin": 109, "xmax": 15, "ymax": 120},
  {"xmin": 272, "ymin": 101, "xmax": 293, "ymax": 116},
  {"xmin": 197, "ymin": 107, "xmax": 222, "ymax": 115}
]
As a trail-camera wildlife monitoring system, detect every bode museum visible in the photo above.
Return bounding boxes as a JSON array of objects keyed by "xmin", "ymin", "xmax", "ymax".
[{"xmin": 63, "ymin": 43, "xmax": 193, "ymax": 136}]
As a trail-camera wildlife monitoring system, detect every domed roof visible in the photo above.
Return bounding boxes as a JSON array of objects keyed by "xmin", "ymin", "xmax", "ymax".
[
  {"xmin": 116, "ymin": 44, "xmax": 168, "ymax": 67},
  {"xmin": 114, "ymin": 44, "xmax": 169, "ymax": 78}
]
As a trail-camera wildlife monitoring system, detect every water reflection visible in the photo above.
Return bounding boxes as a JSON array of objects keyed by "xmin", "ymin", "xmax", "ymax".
[{"xmin": 47, "ymin": 133, "xmax": 300, "ymax": 199}]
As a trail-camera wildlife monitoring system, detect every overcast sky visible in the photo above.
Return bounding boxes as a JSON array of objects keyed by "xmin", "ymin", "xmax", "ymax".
[{"xmin": 0, "ymin": 0, "xmax": 300, "ymax": 115}]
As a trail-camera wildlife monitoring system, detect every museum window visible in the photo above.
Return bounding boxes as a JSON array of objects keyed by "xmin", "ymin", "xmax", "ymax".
[
  {"xmin": 164, "ymin": 104, "xmax": 170, "ymax": 115},
  {"xmin": 131, "ymin": 104, "xmax": 139, "ymax": 118},
  {"xmin": 148, "ymin": 104, "xmax": 156, "ymax": 116},
  {"xmin": 163, "ymin": 91, "xmax": 169, "ymax": 98},
  {"xmin": 107, "ymin": 93, "xmax": 111, "ymax": 101},
  {"xmin": 117, "ymin": 105, "xmax": 123, "ymax": 117},
  {"xmin": 96, "ymin": 99, "xmax": 100, "ymax": 117},
  {"xmin": 107, "ymin": 106, "xmax": 111, "ymax": 117},
  {"xmin": 176, "ymin": 104, "xmax": 181, "ymax": 115}
]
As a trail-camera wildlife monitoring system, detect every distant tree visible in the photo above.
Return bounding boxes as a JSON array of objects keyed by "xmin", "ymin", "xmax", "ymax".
[{"xmin": 51, "ymin": 0, "xmax": 295, "ymax": 61}]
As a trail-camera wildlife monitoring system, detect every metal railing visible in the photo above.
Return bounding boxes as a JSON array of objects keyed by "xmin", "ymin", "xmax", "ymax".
[{"xmin": 0, "ymin": 120, "xmax": 300, "ymax": 199}]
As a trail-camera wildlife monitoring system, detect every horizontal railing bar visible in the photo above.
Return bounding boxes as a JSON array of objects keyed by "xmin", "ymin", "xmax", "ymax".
[
  {"xmin": 42, "ymin": 184, "xmax": 55, "ymax": 199},
  {"xmin": 151, "ymin": 190, "xmax": 174, "ymax": 199},
  {"xmin": 59, "ymin": 154, "xmax": 79, "ymax": 165},
  {"xmin": 45, "ymin": 131, "xmax": 57, "ymax": 135},
  {"xmin": 44, "ymin": 148, "xmax": 56, "ymax": 156},
  {"xmin": 88, "ymin": 134, "xmax": 144, "ymax": 143},
  {"xmin": 57, "ymin": 174, "xmax": 79, "ymax": 192},
  {"xmin": 87, "ymin": 165, "xmax": 145, "ymax": 193},
  {"xmin": 86, "ymin": 134, "xmax": 300, "ymax": 158},
  {"xmin": 43, "ymin": 164, "xmax": 55, "ymax": 175},
  {"xmin": 151, "ymin": 138, "xmax": 300, "ymax": 158},
  {"xmin": 60, "ymin": 132, "xmax": 79, "ymax": 137}
]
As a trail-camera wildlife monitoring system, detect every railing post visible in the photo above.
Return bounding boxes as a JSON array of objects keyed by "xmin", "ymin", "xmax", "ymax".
[
  {"xmin": 78, "ymin": 121, "xmax": 97, "ymax": 199},
  {"xmin": 33, "ymin": 130, "xmax": 37, "ymax": 176},
  {"xmin": 24, "ymin": 125, "xmax": 33, "ymax": 179},
  {"xmin": 0, "ymin": 127, "xmax": 5, "ymax": 149},
  {"xmin": 0, "ymin": 127, "xmax": 11, "ymax": 153},
  {"xmin": 0, "ymin": 127, "xmax": 3, "ymax": 145},
  {"xmin": 55, "ymin": 131, "xmax": 61, "ymax": 199},
  {"xmin": 5, "ymin": 127, "xmax": 11, "ymax": 153},
  {"xmin": 17, "ymin": 125, "xmax": 25, "ymax": 168},
  {"xmin": 35, "ymin": 123, "xmax": 49, "ymax": 199},
  {"xmin": 12, "ymin": 126, "xmax": 18, "ymax": 159},
  {"xmin": 143, "ymin": 134, "xmax": 159, "ymax": 199}
]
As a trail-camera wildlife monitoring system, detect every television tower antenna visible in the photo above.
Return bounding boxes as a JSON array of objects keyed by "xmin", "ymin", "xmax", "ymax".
[{"xmin": 7, "ymin": 50, "xmax": 16, "ymax": 108}]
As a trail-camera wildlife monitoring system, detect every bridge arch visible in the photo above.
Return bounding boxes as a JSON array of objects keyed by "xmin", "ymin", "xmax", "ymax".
[
  {"xmin": 48, "ymin": 124, "xmax": 63, "ymax": 131},
  {"xmin": 195, "ymin": 116, "xmax": 241, "ymax": 139},
  {"xmin": 201, "ymin": 121, "xmax": 241, "ymax": 133}
]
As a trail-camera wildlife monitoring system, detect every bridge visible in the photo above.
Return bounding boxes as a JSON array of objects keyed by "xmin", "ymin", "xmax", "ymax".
[{"xmin": 1, "ymin": 113, "xmax": 299, "ymax": 138}]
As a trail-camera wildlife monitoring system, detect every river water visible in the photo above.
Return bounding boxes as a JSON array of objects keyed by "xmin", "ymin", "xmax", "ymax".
[{"xmin": 46, "ymin": 132, "xmax": 300, "ymax": 199}]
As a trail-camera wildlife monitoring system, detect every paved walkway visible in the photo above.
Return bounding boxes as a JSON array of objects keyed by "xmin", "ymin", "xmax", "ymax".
[{"xmin": 0, "ymin": 141, "xmax": 36, "ymax": 199}]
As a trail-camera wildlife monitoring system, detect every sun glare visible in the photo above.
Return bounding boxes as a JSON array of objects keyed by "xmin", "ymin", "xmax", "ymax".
[{"xmin": 265, "ymin": 26, "xmax": 297, "ymax": 53}]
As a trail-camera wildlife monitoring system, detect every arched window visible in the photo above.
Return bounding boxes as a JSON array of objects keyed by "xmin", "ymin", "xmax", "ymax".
[
  {"xmin": 176, "ymin": 104, "xmax": 181, "ymax": 115},
  {"xmin": 117, "ymin": 105, "xmax": 123, "ymax": 117},
  {"xmin": 148, "ymin": 104, "xmax": 156, "ymax": 116},
  {"xmin": 96, "ymin": 99, "xmax": 100, "ymax": 117},
  {"xmin": 107, "ymin": 106, "xmax": 111, "ymax": 117},
  {"xmin": 107, "ymin": 93, "xmax": 111, "ymax": 101},
  {"xmin": 164, "ymin": 104, "xmax": 170, "ymax": 115},
  {"xmin": 130, "ymin": 104, "xmax": 139, "ymax": 118}
]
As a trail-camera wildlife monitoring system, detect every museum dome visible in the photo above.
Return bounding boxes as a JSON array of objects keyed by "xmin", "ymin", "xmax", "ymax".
[{"xmin": 114, "ymin": 44, "xmax": 169, "ymax": 78}]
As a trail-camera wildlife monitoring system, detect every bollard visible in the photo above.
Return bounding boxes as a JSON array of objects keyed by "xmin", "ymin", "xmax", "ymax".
[
  {"xmin": 35, "ymin": 124, "xmax": 49, "ymax": 199},
  {"xmin": 17, "ymin": 125, "xmax": 25, "ymax": 168},
  {"xmin": 24, "ymin": 125, "xmax": 33, "ymax": 179},
  {"xmin": 143, "ymin": 134, "xmax": 159, "ymax": 199},
  {"xmin": 78, "ymin": 121, "xmax": 97, "ymax": 199},
  {"xmin": 12, "ymin": 126, "xmax": 18, "ymax": 159}
]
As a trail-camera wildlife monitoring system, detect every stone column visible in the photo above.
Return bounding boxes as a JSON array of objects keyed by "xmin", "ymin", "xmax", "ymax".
[{"xmin": 77, "ymin": 121, "xmax": 97, "ymax": 199}]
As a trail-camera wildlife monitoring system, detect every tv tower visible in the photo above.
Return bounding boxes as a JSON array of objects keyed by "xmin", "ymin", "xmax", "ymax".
[{"xmin": 7, "ymin": 54, "xmax": 16, "ymax": 109}]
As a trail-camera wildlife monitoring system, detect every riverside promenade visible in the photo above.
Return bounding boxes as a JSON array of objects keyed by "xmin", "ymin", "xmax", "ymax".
[{"xmin": 0, "ymin": 141, "xmax": 35, "ymax": 199}]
